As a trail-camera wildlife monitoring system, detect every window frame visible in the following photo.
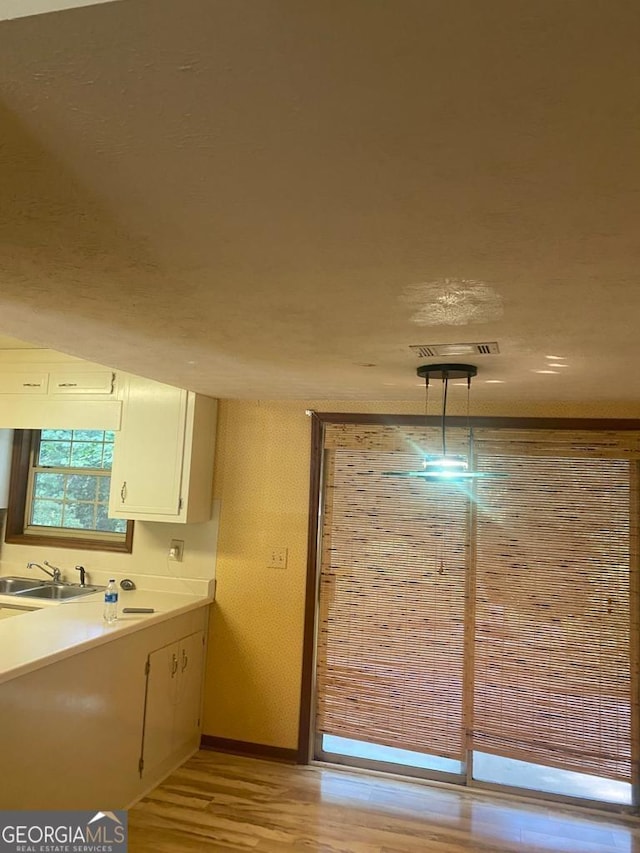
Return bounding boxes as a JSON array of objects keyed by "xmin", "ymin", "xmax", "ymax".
[{"xmin": 5, "ymin": 430, "xmax": 134, "ymax": 553}]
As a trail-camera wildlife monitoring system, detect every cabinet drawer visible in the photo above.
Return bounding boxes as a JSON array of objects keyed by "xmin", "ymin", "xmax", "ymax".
[
  {"xmin": 50, "ymin": 371, "xmax": 115, "ymax": 395},
  {"xmin": 0, "ymin": 373, "xmax": 48, "ymax": 394}
]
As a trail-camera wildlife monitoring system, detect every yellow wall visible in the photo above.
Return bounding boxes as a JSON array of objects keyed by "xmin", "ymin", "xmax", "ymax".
[
  {"xmin": 201, "ymin": 396, "xmax": 640, "ymax": 750},
  {"xmin": 12, "ymin": 387, "xmax": 632, "ymax": 752},
  {"xmin": 203, "ymin": 401, "xmax": 311, "ymax": 748}
]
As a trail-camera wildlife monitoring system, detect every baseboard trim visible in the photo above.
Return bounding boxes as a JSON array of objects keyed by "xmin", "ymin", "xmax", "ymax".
[{"xmin": 200, "ymin": 735, "xmax": 298, "ymax": 764}]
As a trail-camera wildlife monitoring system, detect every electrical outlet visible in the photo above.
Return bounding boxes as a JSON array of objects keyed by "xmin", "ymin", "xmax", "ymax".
[
  {"xmin": 268, "ymin": 547, "xmax": 288, "ymax": 569},
  {"xmin": 168, "ymin": 539, "xmax": 184, "ymax": 562}
]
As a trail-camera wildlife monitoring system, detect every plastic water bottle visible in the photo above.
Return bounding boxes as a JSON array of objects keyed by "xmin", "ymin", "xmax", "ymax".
[{"xmin": 104, "ymin": 579, "xmax": 118, "ymax": 624}]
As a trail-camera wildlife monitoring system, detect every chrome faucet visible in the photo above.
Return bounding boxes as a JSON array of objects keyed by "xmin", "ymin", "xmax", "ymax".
[{"xmin": 27, "ymin": 561, "xmax": 63, "ymax": 583}]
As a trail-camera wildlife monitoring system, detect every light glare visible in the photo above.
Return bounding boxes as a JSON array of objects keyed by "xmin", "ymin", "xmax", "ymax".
[{"xmin": 423, "ymin": 454, "xmax": 468, "ymax": 471}]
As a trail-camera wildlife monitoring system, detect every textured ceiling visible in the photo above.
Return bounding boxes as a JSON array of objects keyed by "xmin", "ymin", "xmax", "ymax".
[{"xmin": 0, "ymin": 0, "xmax": 639, "ymax": 403}]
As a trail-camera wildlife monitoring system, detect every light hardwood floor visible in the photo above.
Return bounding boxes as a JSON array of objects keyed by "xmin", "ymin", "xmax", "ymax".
[{"xmin": 129, "ymin": 750, "xmax": 640, "ymax": 852}]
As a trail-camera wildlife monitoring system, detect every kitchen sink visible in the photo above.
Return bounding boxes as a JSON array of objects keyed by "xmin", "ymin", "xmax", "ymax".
[
  {"xmin": 14, "ymin": 584, "xmax": 102, "ymax": 601},
  {"xmin": 0, "ymin": 577, "xmax": 46, "ymax": 594}
]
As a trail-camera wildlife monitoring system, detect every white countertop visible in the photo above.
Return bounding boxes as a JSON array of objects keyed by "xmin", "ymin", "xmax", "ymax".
[{"xmin": 0, "ymin": 585, "xmax": 212, "ymax": 686}]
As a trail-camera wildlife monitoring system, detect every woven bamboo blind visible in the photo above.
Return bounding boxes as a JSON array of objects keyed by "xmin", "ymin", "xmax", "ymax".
[
  {"xmin": 316, "ymin": 441, "xmax": 469, "ymax": 761},
  {"xmin": 472, "ymin": 450, "xmax": 635, "ymax": 781},
  {"xmin": 315, "ymin": 421, "xmax": 638, "ymax": 784}
]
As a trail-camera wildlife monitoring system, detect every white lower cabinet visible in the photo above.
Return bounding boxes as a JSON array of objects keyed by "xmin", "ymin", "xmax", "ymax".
[
  {"xmin": 139, "ymin": 630, "xmax": 205, "ymax": 779},
  {"xmin": 0, "ymin": 606, "xmax": 209, "ymax": 809}
]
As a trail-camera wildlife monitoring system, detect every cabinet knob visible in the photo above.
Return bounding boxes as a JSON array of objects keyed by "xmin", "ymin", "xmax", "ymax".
[{"xmin": 120, "ymin": 481, "xmax": 127, "ymax": 503}]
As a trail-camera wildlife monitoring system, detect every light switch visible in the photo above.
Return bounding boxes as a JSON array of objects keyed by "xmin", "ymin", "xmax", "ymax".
[{"xmin": 268, "ymin": 547, "xmax": 288, "ymax": 569}]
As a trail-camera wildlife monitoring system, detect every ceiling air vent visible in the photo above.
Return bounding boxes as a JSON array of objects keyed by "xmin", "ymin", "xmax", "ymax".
[{"xmin": 409, "ymin": 341, "xmax": 500, "ymax": 358}]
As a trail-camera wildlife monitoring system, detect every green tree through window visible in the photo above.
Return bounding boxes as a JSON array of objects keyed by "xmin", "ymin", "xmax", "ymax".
[
  {"xmin": 5, "ymin": 430, "xmax": 133, "ymax": 553},
  {"xmin": 29, "ymin": 430, "xmax": 126, "ymax": 534}
]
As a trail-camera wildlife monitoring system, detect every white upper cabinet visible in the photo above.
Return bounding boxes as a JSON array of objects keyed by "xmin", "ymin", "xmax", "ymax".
[
  {"xmin": 49, "ymin": 371, "xmax": 114, "ymax": 395},
  {"xmin": 0, "ymin": 352, "xmax": 121, "ymax": 429},
  {"xmin": 108, "ymin": 375, "xmax": 217, "ymax": 523},
  {"xmin": 0, "ymin": 368, "xmax": 114, "ymax": 396},
  {"xmin": 0, "ymin": 352, "xmax": 217, "ymax": 517},
  {"xmin": 0, "ymin": 373, "xmax": 49, "ymax": 394}
]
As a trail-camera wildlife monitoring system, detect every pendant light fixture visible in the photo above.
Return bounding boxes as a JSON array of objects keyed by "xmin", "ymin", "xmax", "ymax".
[{"xmin": 384, "ymin": 363, "xmax": 501, "ymax": 480}]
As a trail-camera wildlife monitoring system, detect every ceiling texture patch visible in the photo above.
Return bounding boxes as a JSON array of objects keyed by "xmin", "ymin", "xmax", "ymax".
[{"xmin": 402, "ymin": 279, "xmax": 504, "ymax": 327}]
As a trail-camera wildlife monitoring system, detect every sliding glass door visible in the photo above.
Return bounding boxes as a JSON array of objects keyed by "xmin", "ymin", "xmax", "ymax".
[
  {"xmin": 312, "ymin": 420, "xmax": 638, "ymax": 808},
  {"xmin": 472, "ymin": 451, "xmax": 634, "ymax": 805},
  {"xmin": 315, "ymin": 443, "xmax": 469, "ymax": 780}
]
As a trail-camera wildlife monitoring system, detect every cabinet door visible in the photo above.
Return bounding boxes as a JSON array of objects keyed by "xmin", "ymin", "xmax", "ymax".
[
  {"xmin": 140, "ymin": 642, "xmax": 180, "ymax": 777},
  {"xmin": 0, "ymin": 373, "xmax": 48, "ymax": 394},
  {"xmin": 49, "ymin": 371, "xmax": 114, "ymax": 395},
  {"xmin": 140, "ymin": 631, "xmax": 205, "ymax": 778},
  {"xmin": 173, "ymin": 631, "xmax": 205, "ymax": 754},
  {"xmin": 109, "ymin": 376, "xmax": 187, "ymax": 517}
]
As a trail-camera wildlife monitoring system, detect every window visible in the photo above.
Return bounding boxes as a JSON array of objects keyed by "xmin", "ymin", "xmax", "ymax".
[{"xmin": 5, "ymin": 429, "xmax": 133, "ymax": 552}]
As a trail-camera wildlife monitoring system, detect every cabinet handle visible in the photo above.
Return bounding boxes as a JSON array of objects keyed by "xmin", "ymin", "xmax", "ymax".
[
  {"xmin": 171, "ymin": 654, "xmax": 178, "ymax": 677},
  {"xmin": 22, "ymin": 383, "xmax": 41, "ymax": 388},
  {"xmin": 182, "ymin": 649, "xmax": 188, "ymax": 672},
  {"xmin": 120, "ymin": 481, "xmax": 127, "ymax": 503},
  {"xmin": 58, "ymin": 382, "xmax": 78, "ymax": 387}
]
